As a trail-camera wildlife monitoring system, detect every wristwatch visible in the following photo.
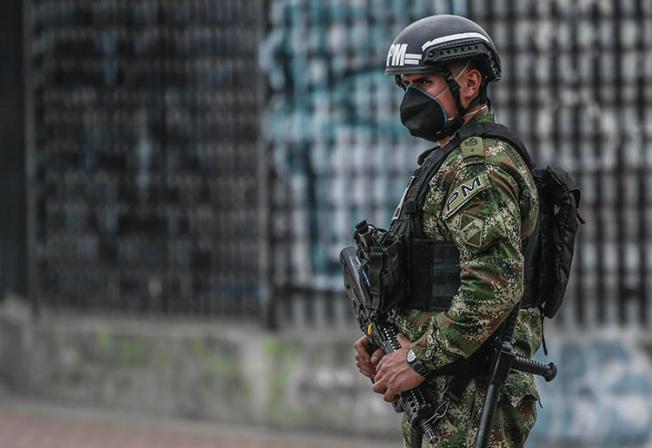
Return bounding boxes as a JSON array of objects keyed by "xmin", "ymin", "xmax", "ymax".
[{"xmin": 406, "ymin": 348, "xmax": 432, "ymax": 378}]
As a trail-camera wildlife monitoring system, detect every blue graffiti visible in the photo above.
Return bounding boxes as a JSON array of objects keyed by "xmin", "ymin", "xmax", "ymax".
[{"xmin": 530, "ymin": 334, "xmax": 652, "ymax": 447}]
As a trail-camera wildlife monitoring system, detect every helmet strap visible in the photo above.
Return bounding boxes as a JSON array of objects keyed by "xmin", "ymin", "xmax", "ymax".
[
  {"xmin": 443, "ymin": 61, "xmax": 471, "ymax": 116},
  {"xmin": 430, "ymin": 61, "xmax": 470, "ymax": 140}
]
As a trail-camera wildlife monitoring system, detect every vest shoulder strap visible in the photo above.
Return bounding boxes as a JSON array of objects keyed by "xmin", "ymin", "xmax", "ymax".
[
  {"xmin": 392, "ymin": 138, "xmax": 461, "ymax": 229},
  {"xmin": 458, "ymin": 122, "xmax": 536, "ymax": 172}
]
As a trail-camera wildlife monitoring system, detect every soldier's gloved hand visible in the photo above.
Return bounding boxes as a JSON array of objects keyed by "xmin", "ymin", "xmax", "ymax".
[
  {"xmin": 372, "ymin": 334, "xmax": 425, "ymax": 402},
  {"xmin": 353, "ymin": 335, "xmax": 384, "ymax": 381}
]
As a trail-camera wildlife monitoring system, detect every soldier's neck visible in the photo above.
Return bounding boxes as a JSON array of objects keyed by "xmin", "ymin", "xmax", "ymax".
[{"xmin": 437, "ymin": 104, "xmax": 489, "ymax": 147}]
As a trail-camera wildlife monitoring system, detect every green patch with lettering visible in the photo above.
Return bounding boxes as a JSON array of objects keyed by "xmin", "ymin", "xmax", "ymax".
[
  {"xmin": 460, "ymin": 136, "xmax": 484, "ymax": 159},
  {"xmin": 443, "ymin": 173, "xmax": 490, "ymax": 219}
]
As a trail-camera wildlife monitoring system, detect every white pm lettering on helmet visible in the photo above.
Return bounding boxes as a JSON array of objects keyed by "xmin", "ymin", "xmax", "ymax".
[{"xmin": 386, "ymin": 43, "xmax": 422, "ymax": 67}]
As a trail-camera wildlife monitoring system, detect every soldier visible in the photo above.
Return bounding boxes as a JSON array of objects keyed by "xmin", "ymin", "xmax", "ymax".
[{"xmin": 353, "ymin": 15, "xmax": 542, "ymax": 447}]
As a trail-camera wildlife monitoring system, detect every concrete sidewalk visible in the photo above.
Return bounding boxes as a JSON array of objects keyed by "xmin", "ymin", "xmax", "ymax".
[{"xmin": 0, "ymin": 396, "xmax": 400, "ymax": 448}]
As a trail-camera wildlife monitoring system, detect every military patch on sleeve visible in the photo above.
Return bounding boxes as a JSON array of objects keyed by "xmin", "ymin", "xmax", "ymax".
[
  {"xmin": 459, "ymin": 214, "xmax": 485, "ymax": 248},
  {"xmin": 460, "ymin": 136, "xmax": 484, "ymax": 160},
  {"xmin": 443, "ymin": 172, "xmax": 490, "ymax": 220}
]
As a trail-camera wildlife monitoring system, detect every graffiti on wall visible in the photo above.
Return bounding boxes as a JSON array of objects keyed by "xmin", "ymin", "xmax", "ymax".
[{"xmin": 531, "ymin": 332, "xmax": 652, "ymax": 447}]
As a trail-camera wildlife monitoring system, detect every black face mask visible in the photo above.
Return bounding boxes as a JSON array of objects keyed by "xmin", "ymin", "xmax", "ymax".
[{"xmin": 399, "ymin": 86, "xmax": 464, "ymax": 142}]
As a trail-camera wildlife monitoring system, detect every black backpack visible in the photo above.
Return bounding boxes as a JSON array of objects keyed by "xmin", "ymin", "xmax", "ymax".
[{"xmin": 526, "ymin": 166, "xmax": 583, "ymax": 317}]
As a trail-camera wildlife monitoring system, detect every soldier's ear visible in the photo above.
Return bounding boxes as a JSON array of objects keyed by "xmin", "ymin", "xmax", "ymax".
[{"xmin": 462, "ymin": 68, "xmax": 483, "ymax": 102}]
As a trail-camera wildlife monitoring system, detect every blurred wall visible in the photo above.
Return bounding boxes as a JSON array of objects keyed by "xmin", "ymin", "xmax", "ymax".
[
  {"xmin": 0, "ymin": 298, "xmax": 401, "ymax": 440},
  {"xmin": 2, "ymin": 297, "xmax": 652, "ymax": 447},
  {"xmin": 0, "ymin": 0, "xmax": 26, "ymax": 298},
  {"xmin": 25, "ymin": 0, "xmax": 264, "ymax": 316}
]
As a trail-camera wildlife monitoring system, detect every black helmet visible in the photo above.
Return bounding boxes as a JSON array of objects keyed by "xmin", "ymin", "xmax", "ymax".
[{"xmin": 384, "ymin": 15, "xmax": 501, "ymax": 81}]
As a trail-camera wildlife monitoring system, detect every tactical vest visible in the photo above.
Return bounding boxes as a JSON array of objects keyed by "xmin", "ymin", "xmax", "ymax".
[{"xmin": 385, "ymin": 122, "xmax": 580, "ymax": 316}]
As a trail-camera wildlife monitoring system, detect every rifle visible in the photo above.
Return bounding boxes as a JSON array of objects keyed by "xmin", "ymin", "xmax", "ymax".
[{"xmin": 340, "ymin": 242, "xmax": 444, "ymax": 445}]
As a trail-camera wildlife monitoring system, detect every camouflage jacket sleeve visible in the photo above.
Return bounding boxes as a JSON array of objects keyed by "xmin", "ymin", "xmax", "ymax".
[{"xmin": 410, "ymin": 142, "xmax": 534, "ymax": 371}]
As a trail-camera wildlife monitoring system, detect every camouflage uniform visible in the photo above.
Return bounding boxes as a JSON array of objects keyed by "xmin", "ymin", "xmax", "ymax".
[{"xmin": 394, "ymin": 112, "xmax": 542, "ymax": 448}]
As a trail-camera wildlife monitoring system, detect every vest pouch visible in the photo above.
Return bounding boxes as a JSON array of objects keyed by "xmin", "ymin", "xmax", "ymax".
[
  {"xmin": 405, "ymin": 239, "xmax": 462, "ymax": 311},
  {"xmin": 366, "ymin": 234, "xmax": 408, "ymax": 314}
]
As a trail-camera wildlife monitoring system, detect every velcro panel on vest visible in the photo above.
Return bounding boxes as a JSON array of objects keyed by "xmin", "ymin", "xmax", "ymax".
[{"xmin": 405, "ymin": 239, "xmax": 461, "ymax": 311}]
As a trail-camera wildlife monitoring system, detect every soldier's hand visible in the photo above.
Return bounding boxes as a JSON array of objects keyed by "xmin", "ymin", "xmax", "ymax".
[
  {"xmin": 353, "ymin": 335, "xmax": 384, "ymax": 381},
  {"xmin": 372, "ymin": 333, "xmax": 425, "ymax": 402}
]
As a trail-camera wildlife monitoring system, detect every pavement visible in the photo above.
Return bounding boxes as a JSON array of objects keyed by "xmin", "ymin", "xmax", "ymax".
[{"xmin": 0, "ymin": 394, "xmax": 399, "ymax": 448}]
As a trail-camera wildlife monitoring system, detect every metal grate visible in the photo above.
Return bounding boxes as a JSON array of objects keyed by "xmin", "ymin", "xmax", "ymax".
[{"xmin": 27, "ymin": 0, "xmax": 265, "ymax": 317}]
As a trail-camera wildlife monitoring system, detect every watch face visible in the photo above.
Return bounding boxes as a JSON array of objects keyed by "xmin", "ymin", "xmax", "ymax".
[{"xmin": 407, "ymin": 349, "xmax": 416, "ymax": 363}]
